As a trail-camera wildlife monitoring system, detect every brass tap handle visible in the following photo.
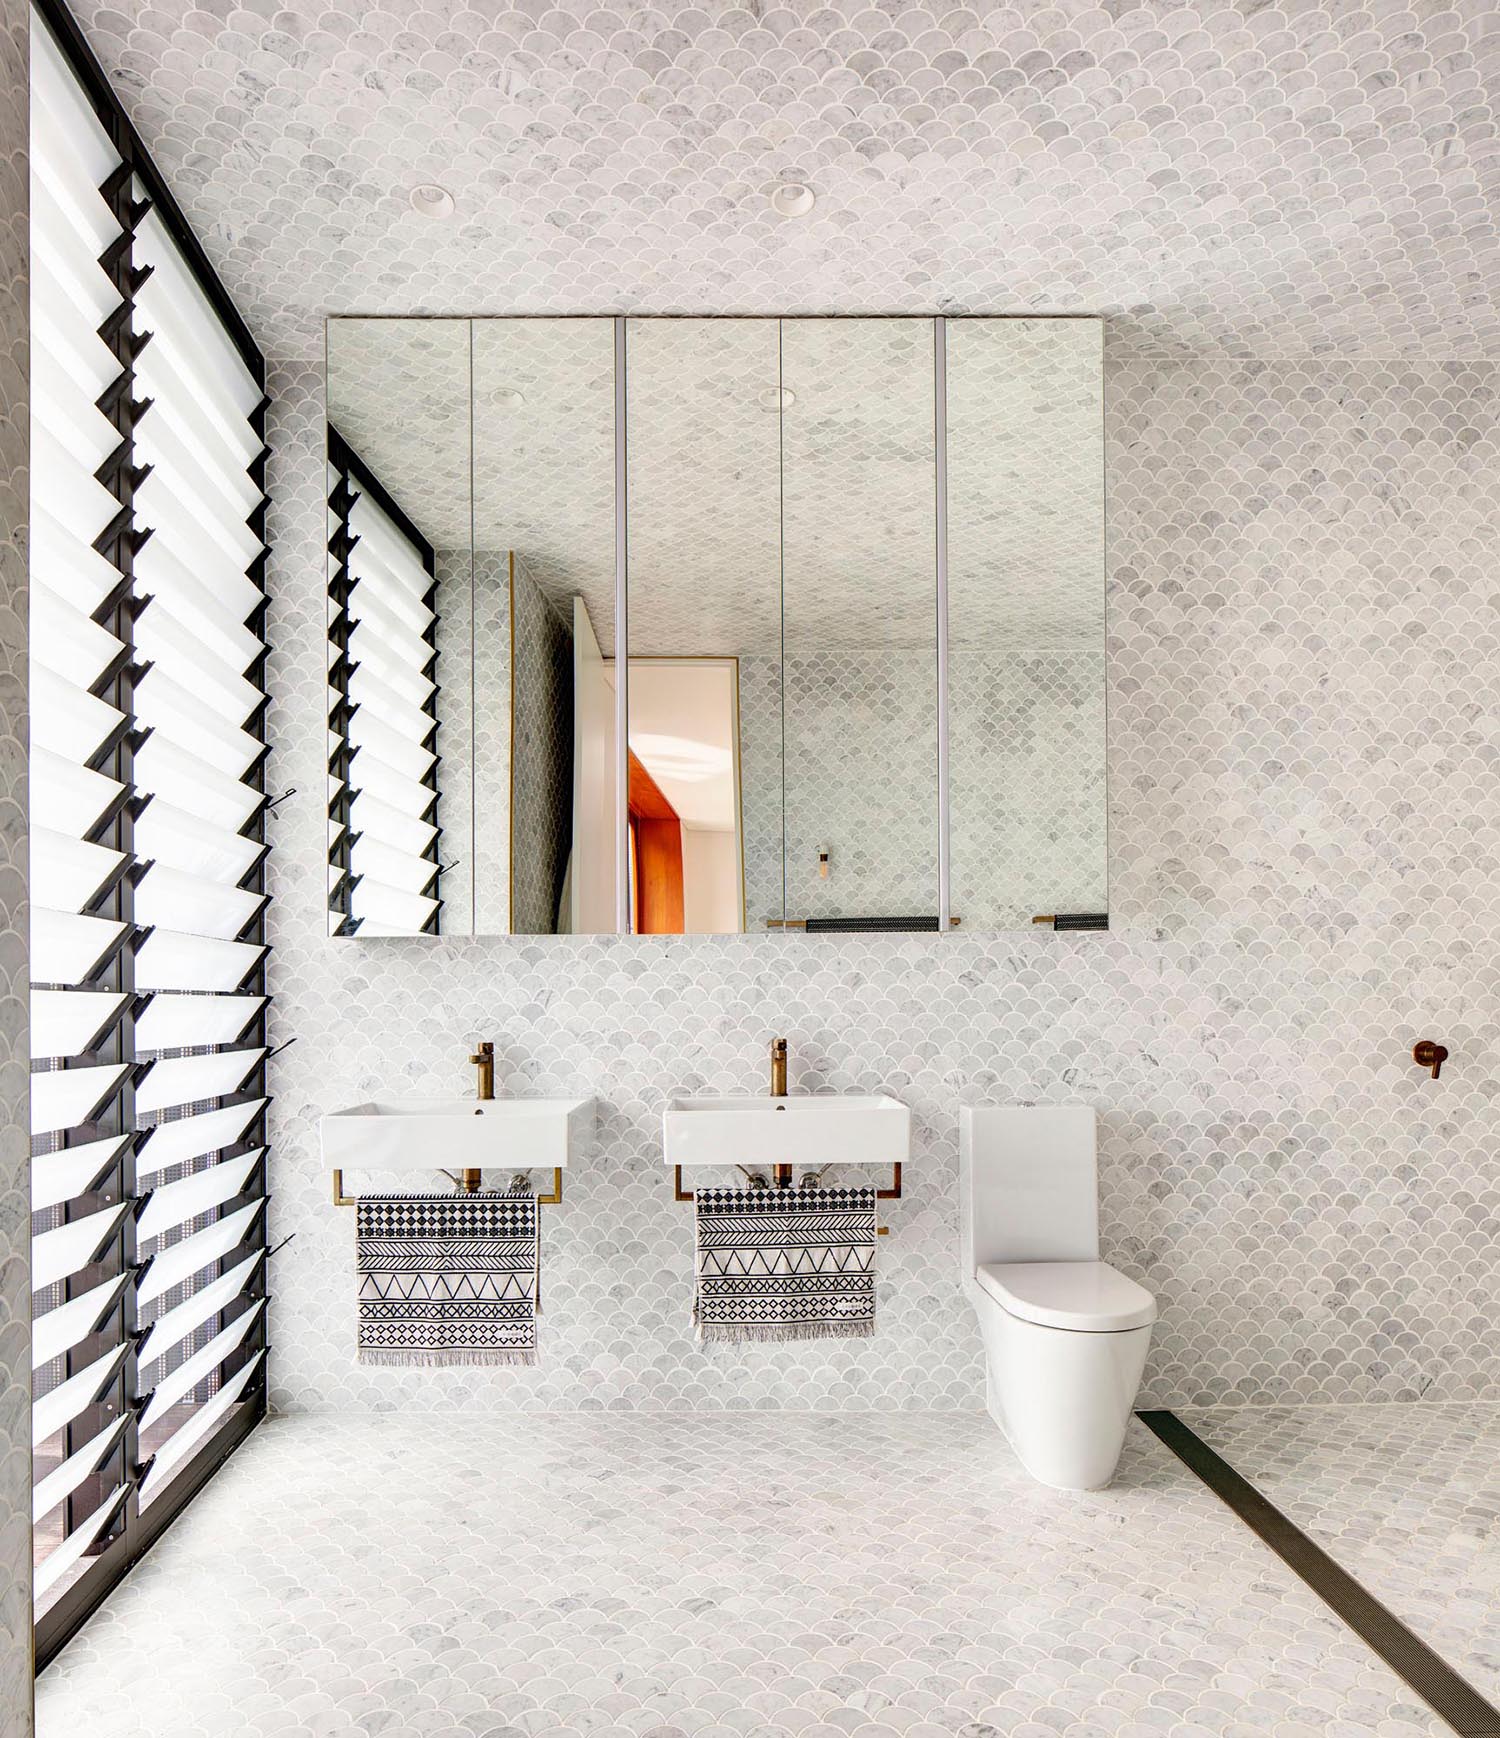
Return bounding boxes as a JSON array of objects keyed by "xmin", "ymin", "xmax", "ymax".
[
  {"xmin": 1412, "ymin": 1040, "xmax": 1448, "ymax": 1080},
  {"xmin": 469, "ymin": 1040, "xmax": 495, "ymax": 1101},
  {"xmin": 769, "ymin": 1036, "xmax": 788, "ymax": 1098}
]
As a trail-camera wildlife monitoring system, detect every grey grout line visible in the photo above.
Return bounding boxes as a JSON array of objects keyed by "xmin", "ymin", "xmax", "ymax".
[{"xmin": 1139, "ymin": 1410, "xmax": 1500, "ymax": 1738}]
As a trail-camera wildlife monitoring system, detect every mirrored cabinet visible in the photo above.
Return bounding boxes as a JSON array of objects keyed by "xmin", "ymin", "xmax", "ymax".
[{"xmin": 325, "ymin": 317, "xmax": 1104, "ymax": 938}]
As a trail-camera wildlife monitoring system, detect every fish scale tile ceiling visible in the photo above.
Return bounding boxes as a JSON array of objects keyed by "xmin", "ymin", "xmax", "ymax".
[{"xmin": 70, "ymin": 1, "xmax": 1500, "ymax": 360}]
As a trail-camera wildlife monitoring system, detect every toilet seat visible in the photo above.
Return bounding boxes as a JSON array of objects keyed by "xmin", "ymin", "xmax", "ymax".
[{"xmin": 976, "ymin": 1260, "xmax": 1157, "ymax": 1333}]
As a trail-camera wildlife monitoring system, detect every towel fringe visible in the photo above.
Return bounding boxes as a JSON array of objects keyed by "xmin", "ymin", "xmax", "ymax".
[
  {"xmin": 357, "ymin": 1348, "xmax": 538, "ymax": 1368},
  {"xmin": 695, "ymin": 1319, "xmax": 876, "ymax": 1345}
]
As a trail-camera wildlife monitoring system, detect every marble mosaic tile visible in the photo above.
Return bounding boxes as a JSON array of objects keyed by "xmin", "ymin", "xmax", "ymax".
[
  {"xmin": 65, "ymin": 4, "xmax": 1500, "ymax": 363},
  {"xmin": 262, "ymin": 353, "xmax": 1500, "ymax": 1415},
  {"xmin": 1186, "ymin": 1402, "xmax": 1500, "ymax": 1708},
  {"xmin": 36, "ymin": 1411, "xmax": 1453, "ymax": 1738},
  {"xmin": 0, "ymin": 0, "xmax": 29, "ymax": 1726}
]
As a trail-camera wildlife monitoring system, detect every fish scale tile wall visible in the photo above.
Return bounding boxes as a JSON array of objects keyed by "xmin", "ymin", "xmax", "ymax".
[
  {"xmin": 263, "ymin": 352, "xmax": 1500, "ymax": 1415},
  {"xmin": 66, "ymin": 3, "xmax": 1500, "ymax": 361}
]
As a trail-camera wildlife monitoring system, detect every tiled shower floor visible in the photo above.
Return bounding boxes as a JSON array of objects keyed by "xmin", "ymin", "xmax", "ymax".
[
  {"xmin": 1183, "ymin": 1403, "xmax": 1500, "ymax": 1710},
  {"xmin": 39, "ymin": 1411, "xmax": 1457, "ymax": 1738}
]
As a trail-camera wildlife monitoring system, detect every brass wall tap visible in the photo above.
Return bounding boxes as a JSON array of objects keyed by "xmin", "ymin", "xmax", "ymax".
[
  {"xmin": 469, "ymin": 1041, "xmax": 495, "ymax": 1101},
  {"xmin": 462, "ymin": 1041, "xmax": 495, "ymax": 1192},
  {"xmin": 769, "ymin": 1036, "xmax": 788, "ymax": 1098}
]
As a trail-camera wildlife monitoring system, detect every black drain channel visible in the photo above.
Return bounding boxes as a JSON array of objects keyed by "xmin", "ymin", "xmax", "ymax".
[{"xmin": 1139, "ymin": 1410, "xmax": 1500, "ymax": 1738}]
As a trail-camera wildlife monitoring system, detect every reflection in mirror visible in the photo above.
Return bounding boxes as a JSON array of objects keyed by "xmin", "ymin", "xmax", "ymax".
[
  {"xmin": 946, "ymin": 320, "xmax": 1105, "ymax": 929},
  {"xmin": 624, "ymin": 319, "xmax": 778, "ymax": 932},
  {"xmin": 779, "ymin": 319, "xmax": 938, "ymax": 930},
  {"xmin": 471, "ymin": 319, "xmax": 616, "ymax": 933},
  {"xmin": 326, "ymin": 318, "xmax": 470, "ymax": 937}
]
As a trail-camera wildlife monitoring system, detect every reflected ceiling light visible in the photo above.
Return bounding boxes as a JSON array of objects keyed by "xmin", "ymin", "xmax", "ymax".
[
  {"xmin": 409, "ymin": 183, "xmax": 456, "ymax": 219},
  {"xmin": 491, "ymin": 387, "xmax": 526, "ymax": 409},
  {"xmin": 758, "ymin": 387, "xmax": 796, "ymax": 411},
  {"xmin": 632, "ymin": 734, "xmax": 732, "ymax": 783},
  {"xmin": 769, "ymin": 182, "xmax": 816, "ymax": 218}
]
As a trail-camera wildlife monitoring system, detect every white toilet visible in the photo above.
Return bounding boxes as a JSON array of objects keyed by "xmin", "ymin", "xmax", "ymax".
[{"xmin": 960, "ymin": 1105, "xmax": 1156, "ymax": 1490}]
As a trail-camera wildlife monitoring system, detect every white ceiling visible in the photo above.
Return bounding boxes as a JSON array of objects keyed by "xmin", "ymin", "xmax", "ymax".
[{"xmin": 72, "ymin": 3, "xmax": 1500, "ymax": 362}]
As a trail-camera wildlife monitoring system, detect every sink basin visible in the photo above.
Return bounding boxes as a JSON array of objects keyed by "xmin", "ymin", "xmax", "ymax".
[
  {"xmin": 320, "ymin": 1097, "xmax": 592, "ymax": 1177},
  {"xmin": 662, "ymin": 1095, "xmax": 909, "ymax": 1170}
]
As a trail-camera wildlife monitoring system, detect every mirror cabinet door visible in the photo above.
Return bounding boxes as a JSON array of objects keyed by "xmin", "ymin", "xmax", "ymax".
[
  {"xmin": 779, "ymin": 318, "xmax": 939, "ymax": 931},
  {"xmin": 946, "ymin": 319, "xmax": 1106, "ymax": 930},
  {"xmin": 327, "ymin": 318, "xmax": 471, "ymax": 937},
  {"xmin": 624, "ymin": 319, "xmax": 781, "ymax": 935},
  {"xmin": 471, "ymin": 318, "xmax": 616, "ymax": 935}
]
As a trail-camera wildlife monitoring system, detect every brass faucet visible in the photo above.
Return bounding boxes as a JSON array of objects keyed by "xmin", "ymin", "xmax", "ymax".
[
  {"xmin": 461, "ymin": 1041, "xmax": 495, "ymax": 1193},
  {"xmin": 770, "ymin": 1037, "xmax": 790, "ymax": 1187}
]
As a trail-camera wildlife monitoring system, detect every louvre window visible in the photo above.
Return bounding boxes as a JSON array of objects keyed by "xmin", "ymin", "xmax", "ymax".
[
  {"xmin": 28, "ymin": 3, "xmax": 271, "ymax": 1660},
  {"xmin": 326, "ymin": 429, "xmax": 443, "ymax": 935}
]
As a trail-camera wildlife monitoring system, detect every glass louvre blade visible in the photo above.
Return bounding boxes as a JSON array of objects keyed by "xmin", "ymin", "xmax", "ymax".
[
  {"xmin": 347, "ymin": 609, "xmax": 435, "ymax": 677},
  {"xmin": 31, "ymin": 908, "xmax": 127, "ymax": 987},
  {"xmin": 31, "ymin": 18, "xmax": 120, "ymax": 182},
  {"xmin": 31, "ymin": 1135, "xmax": 129, "ymax": 1213},
  {"xmin": 139, "ymin": 1355, "xmax": 263, "ymax": 1503},
  {"xmin": 348, "ymin": 571, "xmax": 434, "ymax": 637},
  {"xmin": 137, "ymin": 1251, "xmax": 262, "ymax": 1371},
  {"xmin": 29, "ymin": 1062, "xmax": 128, "ymax": 1135},
  {"xmin": 134, "ymin": 992, "xmax": 265, "ymax": 1053},
  {"xmin": 345, "ymin": 639, "xmax": 435, "ymax": 711},
  {"xmin": 133, "ymin": 733, "xmax": 264, "ymax": 833},
  {"xmin": 32, "ymin": 1274, "xmax": 128, "ymax": 1371},
  {"xmin": 33, "ymin": 1417, "xmax": 128, "ymax": 1524},
  {"xmin": 32, "ymin": 1344, "xmax": 125, "ymax": 1448},
  {"xmin": 30, "ymin": 585, "xmax": 125, "ymax": 694},
  {"xmin": 133, "ymin": 666, "xmax": 264, "ymax": 779},
  {"xmin": 138, "ymin": 1306, "xmax": 263, "ymax": 1434},
  {"xmin": 134, "ymin": 929, "xmax": 266, "ymax": 993},
  {"xmin": 349, "ymin": 880, "xmax": 439, "ymax": 932},
  {"xmin": 134, "ymin": 797, "xmax": 263, "ymax": 883},
  {"xmin": 348, "ymin": 508, "xmax": 431, "ymax": 596},
  {"xmin": 345, "ymin": 749, "xmax": 437, "ymax": 820},
  {"xmin": 31, "ymin": 338, "xmax": 123, "ymax": 467},
  {"xmin": 135, "ymin": 1100, "xmax": 266, "ymax": 1181},
  {"xmin": 347, "ymin": 834, "xmax": 442, "ymax": 897},
  {"xmin": 134, "ymin": 863, "xmax": 265, "ymax": 943},
  {"xmin": 31, "ymin": 989, "xmax": 128, "ymax": 1060},
  {"xmin": 136, "ymin": 1203, "xmax": 263, "ymax": 1307},
  {"xmin": 135, "ymin": 455, "xmax": 264, "ymax": 574},
  {"xmin": 133, "ymin": 207, "xmax": 260, "ymax": 412},
  {"xmin": 133, "ymin": 539, "xmax": 263, "ymax": 670},
  {"xmin": 133, "ymin": 605, "xmax": 264, "ymax": 722},
  {"xmin": 30, "ymin": 421, "xmax": 124, "ymax": 544},
  {"xmin": 31, "ymin": 1204, "xmax": 129, "ymax": 1294},
  {"xmin": 341, "ymin": 704, "xmax": 436, "ymax": 783},
  {"xmin": 34, "ymin": 1485, "xmax": 128, "ymax": 1603},
  {"xmin": 30, "ymin": 499, "xmax": 125, "ymax": 617},
  {"xmin": 136, "ymin": 1151, "xmax": 262, "ymax": 1242},
  {"xmin": 132, "ymin": 391, "xmax": 263, "ymax": 524},
  {"xmin": 30, "ymin": 661, "xmax": 125, "ymax": 765},
  {"xmin": 348, "ymin": 790, "xmax": 438, "ymax": 857},
  {"xmin": 135, "ymin": 334, "xmax": 261, "ymax": 476},
  {"xmin": 30, "ymin": 827, "xmax": 126, "ymax": 916},
  {"xmin": 135, "ymin": 1049, "xmax": 265, "ymax": 1117},
  {"xmin": 30, "ymin": 746, "xmax": 123, "ymax": 840},
  {"xmin": 345, "ymin": 687, "xmax": 435, "ymax": 750}
]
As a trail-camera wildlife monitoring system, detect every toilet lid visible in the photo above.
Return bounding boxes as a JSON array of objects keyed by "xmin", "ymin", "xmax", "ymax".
[{"xmin": 976, "ymin": 1260, "xmax": 1157, "ymax": 1332}]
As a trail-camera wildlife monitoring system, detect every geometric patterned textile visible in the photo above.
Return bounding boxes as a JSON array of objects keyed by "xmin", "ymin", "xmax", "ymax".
[
  {"xmin": 694, "ymin": 1187, "xmax": 875, "ymax": 1343},
  {"xmin": 356, "ymin": 1191, "xmax": 538, "ymax": 1367}
]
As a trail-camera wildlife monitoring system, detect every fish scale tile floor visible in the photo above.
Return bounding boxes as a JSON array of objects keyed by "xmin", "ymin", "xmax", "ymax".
[
  {"xmin": 1185, "ymin": 1403, "xmax": 1500, "ymax": 1711},
  {"xmin": 38, "ymin": 1413, "xmax": 1450, "ymax": 1738}
]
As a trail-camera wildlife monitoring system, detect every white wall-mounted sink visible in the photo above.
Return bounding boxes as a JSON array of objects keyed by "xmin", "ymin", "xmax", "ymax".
[
  {"xmin": 662, "ymin": 1095, "xmax": 909, "ymax": 1170},
  {"xmin": 320, "ymin": 1097, "xmax": 592, "ymax": 1176}
]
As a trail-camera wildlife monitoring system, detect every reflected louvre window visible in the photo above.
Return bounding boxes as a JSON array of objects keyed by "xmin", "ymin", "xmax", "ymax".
[{"xmin": 28, "ymin": 2, "xmax": 270, "ymax": 1665}]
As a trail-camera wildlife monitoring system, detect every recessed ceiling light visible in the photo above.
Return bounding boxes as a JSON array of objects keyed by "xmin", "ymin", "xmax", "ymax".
[
  {"xmin": 492, "ymin": 387, "xmax": 525, "ymax": 409},
  {"xmin": 410, "ymin": 183, "xmax": 456, "ymax": 219},
  {"xmin": 758, "ymin": 387, "xmax": 796, "ymax": 411},
  {"xmin": 769, "ymin": 182, "xmax": 816, "ymax": 218}
]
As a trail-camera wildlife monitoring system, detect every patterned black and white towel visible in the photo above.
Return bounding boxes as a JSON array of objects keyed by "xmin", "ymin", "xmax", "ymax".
[
  {"xmin": 693, "ymin": 1185, "xmax": 876, "ymax": 1343},
  {"xmin": 356, "ymin": 1191, "xmax": 538, "ymax": 1367}
]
